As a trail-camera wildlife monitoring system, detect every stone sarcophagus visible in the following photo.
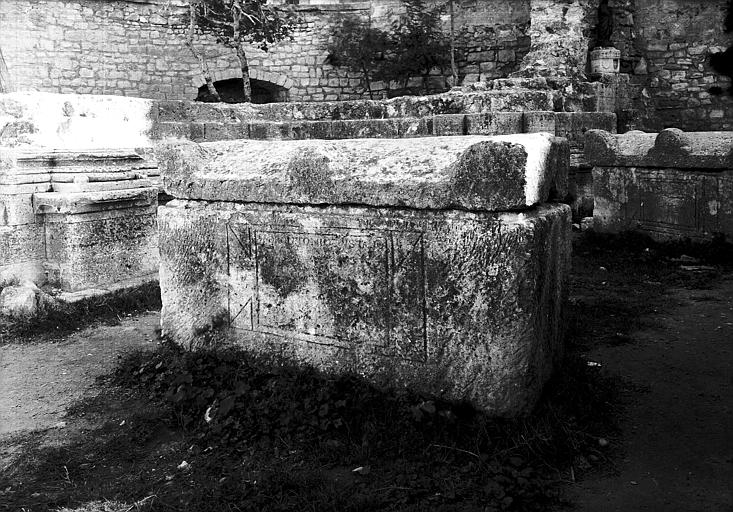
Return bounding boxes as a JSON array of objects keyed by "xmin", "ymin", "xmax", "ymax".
[
  {"xmin": 586, "ymin": 128, "xmax": 733, "ymax": 241},
  {"xmin": 156, "ymin": 134, "xmax": 571, "ymax": 416}
]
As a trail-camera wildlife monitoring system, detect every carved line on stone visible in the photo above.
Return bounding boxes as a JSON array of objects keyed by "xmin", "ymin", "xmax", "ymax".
[
  {"xmin": 637, "ymin": 177, "xmax": 700, "ymax": 230},
  {"xmin": 224, "ymin": 219, "xmax": 428, "ymax": 361}
]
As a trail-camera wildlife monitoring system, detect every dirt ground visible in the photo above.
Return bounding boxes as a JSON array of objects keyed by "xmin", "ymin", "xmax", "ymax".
[
  {"xmin": 564, "ymin": 276, "xmax": 733, "ymax": 512},
  {"xmin": 0, "ymin": 254, "xmax": 732, "ymax": 511}
]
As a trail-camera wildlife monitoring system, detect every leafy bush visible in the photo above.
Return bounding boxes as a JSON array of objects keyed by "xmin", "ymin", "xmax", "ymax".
[
  {"xmin": 328, "ymin": 0, "xmax": 450, "ymax": 98},
  {"xmin": 328, "ymin": 17, "xmax": 390, "ymax": 99},
  {"xmin": 385, "ymin": 0, "xmax": 451, "ymax": 93}
]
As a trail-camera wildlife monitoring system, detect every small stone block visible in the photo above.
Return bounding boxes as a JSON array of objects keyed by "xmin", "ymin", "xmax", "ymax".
[
  {"xmin": 465, "ymin": 112, "xmax": 523, "ymax": 135},
  {"xmin": 432, "ymin": 114, "xmax": 466, "ymax": 136},
  {"xmin": 523, "ymin": 111, "xmax": 556, "ymax": 134}
]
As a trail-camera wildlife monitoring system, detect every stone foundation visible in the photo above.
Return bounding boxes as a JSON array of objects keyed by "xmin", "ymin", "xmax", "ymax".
[
  {"xmin": 156, "ymin": 134, "xmax": 571, "ymax": 415},
  {"xmin": 586, "ymin": 128, "xmax": 733, "ymax": 241}
]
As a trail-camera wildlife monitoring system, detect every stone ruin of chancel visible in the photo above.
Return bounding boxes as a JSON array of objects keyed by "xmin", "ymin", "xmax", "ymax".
[{"xmin": 156, "ymin": 133, "xmax": 572, "ymax": 416}]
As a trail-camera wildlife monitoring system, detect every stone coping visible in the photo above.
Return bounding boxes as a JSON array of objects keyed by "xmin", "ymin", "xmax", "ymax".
[
  {"xmin": 33, "ymin": 188, "xmax": 158, "ymax": 214},
  {"xmin": 155, "ymin": 89, "xmax": 555, "ymax": 124},
  {"xmin": 585, "ymin": 128, "xmax": 733, "ymax": 169},
  {"xmin": 156, "ymin": 133, "xmax": 568, "ymax": 212},
  {"xmin": 1, "ymin": 147, "xmax": 155, "ymax": 171}
]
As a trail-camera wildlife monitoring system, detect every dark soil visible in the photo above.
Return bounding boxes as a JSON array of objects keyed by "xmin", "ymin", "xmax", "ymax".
[{"xmin": 0, "ymin": 233, "xmax": 731, "ymax": 512}]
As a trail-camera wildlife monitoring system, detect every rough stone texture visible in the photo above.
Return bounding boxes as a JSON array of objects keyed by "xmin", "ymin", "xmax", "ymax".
[
  {"xmin": 588, "ymin": 129, "xmax": 733, "ymax": 241},
  {"xmin": 158, "ymin": 200, "xmax": 571, "ymax": 416},
  {"xmin": 0, "ymin": 282, "xmax": 38, "ymax": 318},
  {"xmin": 0, "ymin": 147, "xmax": 160, "ymax": 291},
  {"xmin": 516, "ymin": 0, "xmax": 596, "ymax": 77},
  {"xmin": 586, "ymin": 129, "xmax": 733, "ymax": 169},
  {"xmin": 612, "ymin": 0, "xmax": 733, "ymax": 132},
  {"xmin": 42, "ymin": 204, "xmax": 159, "ymax": 292},
  {"xmin": 156, "ymin": 134, "xmax": 568, "ymax": 211},
  {"xmin": 0, "ymin": 93, "xmax": 155, "ymax": 149},
  {"xmin": 0, "ymin": 0, "xmax": 531, "ymax": 102}
]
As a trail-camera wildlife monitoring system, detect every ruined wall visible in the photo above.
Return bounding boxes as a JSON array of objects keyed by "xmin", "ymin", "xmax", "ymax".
[
  {"xmin": 0, "ymin": 0, "xmax": 532, "ymax": 102},
  {"xmin": 609, "ymin": 0, "xmax": 732, "ymax": 131},
  {"xmin": 452, "ymin": 0, "xmax": 531, "ymax": 83}
]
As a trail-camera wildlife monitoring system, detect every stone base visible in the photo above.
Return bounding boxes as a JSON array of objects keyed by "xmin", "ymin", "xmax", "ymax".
[{"xmin": 159, "ymin": 200, "xmax": 571, "ymax": 416}]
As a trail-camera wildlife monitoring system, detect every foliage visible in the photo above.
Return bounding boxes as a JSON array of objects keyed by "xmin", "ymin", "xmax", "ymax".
[
  {"xmin": 328, "ymin": 0, "xmax": 451, "ymax": 98},
  {"xmin": 385, "ymin": 0, "xmax": 451, "ymax": 91},
  {"xmin": 328, "ymin": 17, "xmax": 390, "ymax": 99},
  {"xmin": 185, "ymin": 0, "xmax": 297, "ymax": 102},
  {"xmin": 189, "ymin": 0, "xmax": 296, "ymax": 52}
]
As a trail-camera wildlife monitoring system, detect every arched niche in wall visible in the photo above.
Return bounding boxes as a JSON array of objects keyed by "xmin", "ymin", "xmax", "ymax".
[
  {"xmin": 195, "ymin": 68, "xmax": 293, "ymax": 104},
  {"xmin": 196, "ymin": 78, "xmax": 290, "ymax": 104}
]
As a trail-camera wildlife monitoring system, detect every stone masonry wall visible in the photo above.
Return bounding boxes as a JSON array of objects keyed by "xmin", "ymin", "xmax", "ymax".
[
  {"xmin": 0, "ymin": 0, "xmax": 531, "ymax": 102},
  {"xmin": 608, "ymin": 0, "xmax": 733, "ymax": 131}
]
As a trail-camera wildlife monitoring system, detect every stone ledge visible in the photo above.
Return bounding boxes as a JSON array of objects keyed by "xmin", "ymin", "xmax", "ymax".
[
  {"xmin": 51, "ymin": 273, "xmax": 159, "ymax": 305},
  {"xmin": 33, "ymin": 188, "xmax": 158, "ymax": 214},
  {"xmin": 585, "ymin": 129, "xmax": 733, "ymax": 169},
  {"xmin": 156, "ymin": 133, "xmax": 568, "ymax": 212}
]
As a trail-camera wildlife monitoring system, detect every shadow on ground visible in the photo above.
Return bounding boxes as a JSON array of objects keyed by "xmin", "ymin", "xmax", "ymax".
[{"xmin": 1, "ymin": 232, "xmax": 731, "ymax": 512}]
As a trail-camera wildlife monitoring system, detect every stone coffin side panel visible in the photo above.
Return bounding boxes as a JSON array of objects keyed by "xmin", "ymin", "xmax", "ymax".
[
  {"xmin": 1, "ymin": 145, "xmax": 161, "ymax": 293},
  {"xmin": 158, "ymin": 200, "xmax": 571, "ymax": 416},
  {"xmin": 592, "ymin": 166, "xmax": 733, "ymax": 242},
  {"xmin": 0, "ymin": 223, "xmax": 45, "ymax": 284},
  {"xmin": 41, "ymin": 200, "xmax": 159, "ymax": 292},
  {"xmin": 587, "ymin": 128, "xmax": 733, "ymax": 241}
]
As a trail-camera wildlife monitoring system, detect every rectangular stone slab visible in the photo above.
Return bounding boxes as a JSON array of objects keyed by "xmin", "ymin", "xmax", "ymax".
[
  {"xmin": 158, "ymin": 200, "xmax": 571, "ymax": 416},
  {"xmin": 593, "ymin": 166, "xmax": 733, "ymax": 241},
  {"xmin": 44, "ymin": 205, "xmax": 159, "ymax": 291},
  {"xmin": 156, "ymin": 134, "xmax": 568, "ymax": 212}
]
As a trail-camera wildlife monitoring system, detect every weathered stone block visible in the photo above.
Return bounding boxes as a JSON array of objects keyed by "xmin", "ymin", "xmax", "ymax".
[
  {"xmin": 593, "ymin": 166, "xmax": 733, "ymax": 241},
  {"xmin": 589, "ymin": 129, "xmax": 733, "ymax": 241},
  {"xmin": 432, "ymin": 114, "xmax": 467, "ymax": 136},
  {"xmin": 522, "ymin": 111, "xmax": 556, "ymax": 134},
  {"xmin": 0, "ymin": 282, "xmax": 38, "ymax": 318},
  {"xmin": 330, "ymin": 119, "xmax": 401, "ymax": 139},
  {"xmin": 465, "ymin": 112, "xmax": 523, "ymax": 136},
  {"xmin": 158, "ymin": 200, "xmax": 571, "ymax": 416},
  {"xmin": 156, "ymin": 133, "xmax": 572, "ymax": 415},
  {"xmin": 156, "ymin": 134, "xmax": 569, "ymax": 212},
  {"xmin": 585, "ymin": 129, "xmax": 733, "ymax": 169},
  {"xmin": 397, "ymin": 118, "xmax": 432, "ymax": 138},
  {"xmin": 0, "ymin": 224, "xmax": 46, "ymax": 284},
  {"xmin": 43, "ymin": 204, "xmax": 159, "ymax": 291}
]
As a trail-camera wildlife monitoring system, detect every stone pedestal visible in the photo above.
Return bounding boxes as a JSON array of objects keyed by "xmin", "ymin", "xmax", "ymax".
[
  {"xmin": 0, "ymin": 148, "xmax": 160, "ymax": 292},
  {"xmin": 156, "ymin": 134, "xmax": 572, "ymax": 416}
]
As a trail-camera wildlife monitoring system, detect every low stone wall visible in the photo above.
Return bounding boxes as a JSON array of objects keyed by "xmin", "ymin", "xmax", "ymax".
[
  {"xmin": 155, "ymin": 134, "xmax": 572, "ymax": 416},
  {"xmin": 586, "ymin": 128, "xmax": 733, "ymax": 241},
  {"xmin": 0, "ymin": 90, "xmax": 616, "ymax": 225},
  {"xmin": 0, "ymin": 148, "xmax": 159, "ymax": 300}
]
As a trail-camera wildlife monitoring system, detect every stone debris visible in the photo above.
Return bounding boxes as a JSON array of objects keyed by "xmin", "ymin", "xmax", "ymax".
[{"xmin": 0, "ymin": 281, "xmax": 38, "ymax": 318}]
